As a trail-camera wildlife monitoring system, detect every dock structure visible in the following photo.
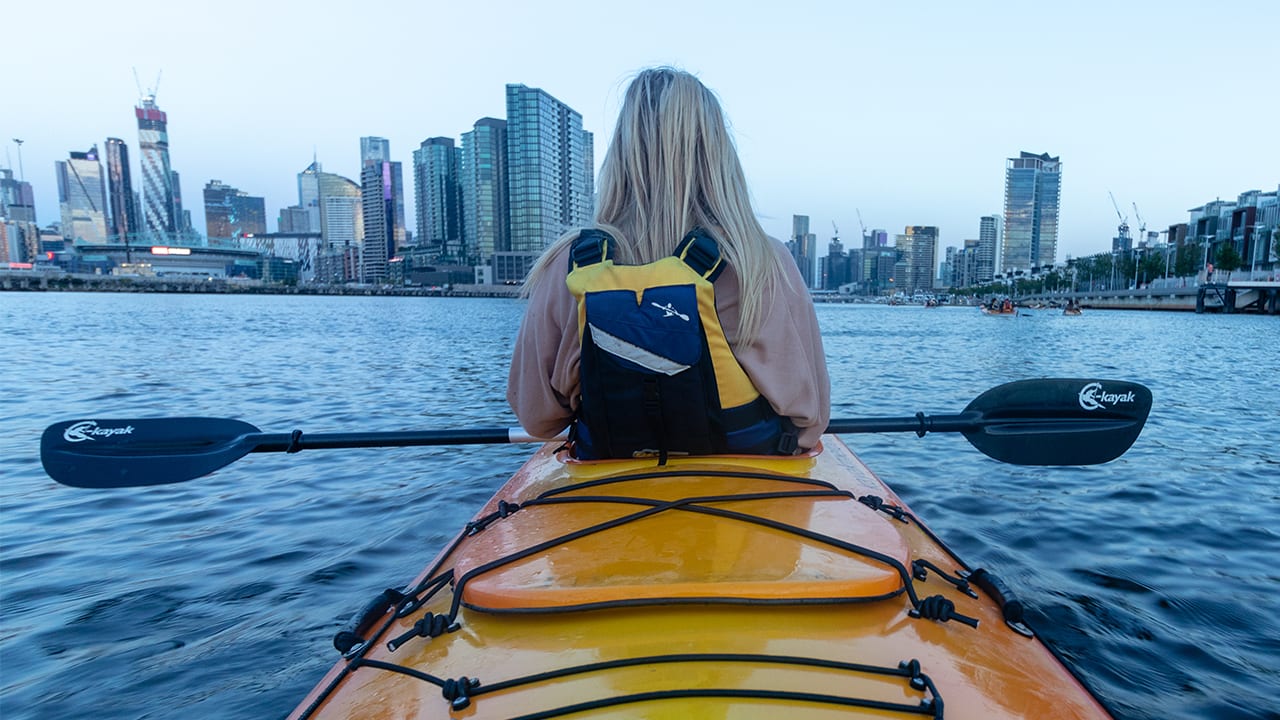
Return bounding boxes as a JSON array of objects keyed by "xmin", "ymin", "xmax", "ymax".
[
  {"xmin": 1006, "ymin": 279, "xmax": 1279, "ymax": 314},
  {"xmin": 1195, "ymin": 281, "xmax": 1280, "ymax": 314}
]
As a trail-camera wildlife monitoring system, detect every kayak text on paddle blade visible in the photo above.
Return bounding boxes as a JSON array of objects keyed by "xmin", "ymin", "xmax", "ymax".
[
  {"xmin": 41, "ymin": 417, "xmax": 263, "ymax": 488},
  {"xmin": 963, "ymin": 379, "xmax": 1152, "ymax": 465}
]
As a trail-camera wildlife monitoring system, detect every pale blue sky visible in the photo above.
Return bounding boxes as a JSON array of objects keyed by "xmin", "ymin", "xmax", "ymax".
[{"xmin": 6, "ymin": 0, "xmax": 1277, "ymax": 262}]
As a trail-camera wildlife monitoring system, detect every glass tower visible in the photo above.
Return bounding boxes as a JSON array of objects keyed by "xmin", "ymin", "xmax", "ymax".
[
  {"xmin": 136, "ymin": 95, "xmax": 176, "ymax": 241},
  {"xmin": 104, "ymin": 138, "xmax": 138, "ymax": 246},
  {"xmin": 460, "ymin": 118, "xmax": 509, "ymax": 264},
  {"xmin": 298, "ymin": 160, "xmax": 322, "ymax": 233},
  {"xmin": 413, "ymin": 137, "xmax": 463, "ymax": 258},
  {"xmin": 1002, "ymin": 152, "xmax": 1061, "ymax": 273},
  {"xmin": 55, "ymin": 146, "xmax": 109, "ymax": 243},
  {"xmin": 505, "ymin": 84, "xmax": 594, "ymax": 253}
]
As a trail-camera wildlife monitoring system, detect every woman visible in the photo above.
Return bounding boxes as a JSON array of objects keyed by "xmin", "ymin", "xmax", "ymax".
[{"xmin": 507, "ymin": 67, "xmax": 829, "ymax": 460}]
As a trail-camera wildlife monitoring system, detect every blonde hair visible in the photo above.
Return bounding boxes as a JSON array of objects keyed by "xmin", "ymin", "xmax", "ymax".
[{"xmin": 523, "ymin": 66, "xmax": 788, "ymax": 344}]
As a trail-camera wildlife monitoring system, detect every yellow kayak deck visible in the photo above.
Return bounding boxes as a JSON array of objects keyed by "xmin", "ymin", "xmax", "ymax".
[{"xmin": 290, "ymin": 436, "xmax": 1111, "ymax": 719}]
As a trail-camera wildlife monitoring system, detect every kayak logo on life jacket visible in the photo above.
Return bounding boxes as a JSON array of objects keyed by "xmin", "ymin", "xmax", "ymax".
[
  {"xmin": 650, "ymin": 302, "xmax": 689, "ymax": 321},
  {"xmin": 63, "ymin": 420, "xmax": 136, "ymax": 442},
  {"xmin": 1078, "ymin": 382, "xmax": 1136, "ymax": 411}
]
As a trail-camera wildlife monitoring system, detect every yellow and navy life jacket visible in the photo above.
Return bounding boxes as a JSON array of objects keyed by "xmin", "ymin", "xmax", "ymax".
[{"xmin": 565, "ymin": 227, "xmax": 797, "ymax": 462}]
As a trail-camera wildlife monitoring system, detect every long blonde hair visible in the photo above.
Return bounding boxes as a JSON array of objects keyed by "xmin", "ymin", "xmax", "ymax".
[{"xmin": 523, "ymin": 67, "xmax": 787, "ymax": 344}]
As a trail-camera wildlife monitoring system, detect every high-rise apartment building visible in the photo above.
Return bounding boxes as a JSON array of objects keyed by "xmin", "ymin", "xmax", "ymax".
[
  {"xmin": 203, "ymin": 180, "xmax": 267, "ymax": 242},
  {"xmin": 977, "ymin": 214, "xmax": 1000, "ymax": 281},
  {"xmin": 505, "ymin": 84, "xmax": 594, "ymax": 254},
  {"xmin": 413, "ymin": 137, "xmax": 463, "ymax": 259},
  {"xmin": 55, "ymin": 146, "xmax": 109, "ymax": 243},
  {"xmin": 136, "ymin": 94, "xmax": 177, "ymax": 240},
  {"xmin": 460, "ymin": 118, "xmax": 509, "ymax": 265},
  {"xmin": 1001, "ymin": 151, "xmax": 1061, "ymax": 273},
  {"xmin": 104, "ymin": 138, "xmax": 138, "ymax": 244},
  {"xmin": 359, "ymin": 137, "xmax": 405, "ymax": 282},
  {"xmin": 900, "ymin": 225, "xmax": 938, "ymax": 296}
]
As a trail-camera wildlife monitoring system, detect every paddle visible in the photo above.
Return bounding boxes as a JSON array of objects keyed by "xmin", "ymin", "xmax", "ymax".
[{"xmin": 41, "ymin": 378, "xmax": 1150, "ymax": 488}]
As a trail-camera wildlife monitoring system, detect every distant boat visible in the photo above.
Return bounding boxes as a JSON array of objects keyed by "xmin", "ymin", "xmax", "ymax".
[
  {"xmin": 979, "ymin": 305, "xmax": 1016, "ymax": 316},
  {"xmin": 1063, "ymin": 306, "xmax": 1083, "ymax": 316}
]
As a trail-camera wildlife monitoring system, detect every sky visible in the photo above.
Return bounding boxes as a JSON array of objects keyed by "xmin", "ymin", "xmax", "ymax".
[{"xmin": 5, "ymin": 0, "xmax": 1278, "ymax": 263}]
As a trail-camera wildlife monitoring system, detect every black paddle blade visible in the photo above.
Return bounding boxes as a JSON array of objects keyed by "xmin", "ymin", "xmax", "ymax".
[
  {"xmin": 41, "ymin": 417, "xmax": 263, "ymax": 488},
  {"xmin": 962, "ymin": 379, "xmax": 1152, "ymax": 465}
]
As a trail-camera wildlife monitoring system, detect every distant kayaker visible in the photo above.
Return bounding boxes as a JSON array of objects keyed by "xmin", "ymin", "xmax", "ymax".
[{"xmin": 508, "ymin": 66, "xmax": 830, "ymax": 461}]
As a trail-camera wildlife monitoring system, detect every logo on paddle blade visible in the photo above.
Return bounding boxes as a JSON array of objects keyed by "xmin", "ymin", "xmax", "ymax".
[
  {"xmin": 1078, "ymin": 382, "xmax": 1136, "ymax": 411},
  {"xmin": 63, "ymin": 420, "xmax": 136, "ymax": 443}
]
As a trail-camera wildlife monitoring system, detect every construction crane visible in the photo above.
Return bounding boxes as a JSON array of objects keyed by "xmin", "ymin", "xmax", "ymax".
[
  {"xmin": 856, "ymin": 208, "xmax": 868, "ymax": 236},
  {"xmin": 1132, "ymin": 202, "xmax": 1147, "ymax": 245},
  {"xmin": 1108, "ymin": 191, "xmax": 1130, "ymax": 240},
  {"xmin": 831, "ymin": 220, "xmax": 839, "ymax": 238}
]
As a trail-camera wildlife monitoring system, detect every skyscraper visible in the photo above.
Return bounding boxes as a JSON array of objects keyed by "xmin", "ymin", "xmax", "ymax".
[
  {"xmin": 505, "ymin": 84, "xmax": 594, "ymax": 253},
  {"xmin": 298, "ymin": 160, "xmax": 322, "ymax": 233},
  {"xmin": 460, "ymin": 118, "xmax": 509, "ymax": 264},
  {"xmin": 203, "ymin": 180, "xmax": 267, "ymax": 242},
  {"xmin": 1001, "ymin": 151, "xmax": 1061, "ymax": 273},
  {"xmin": 55, "ymin": 146, "xmax": 109, "ymax": 243},
  {"xmin": 978, "ymin": 214, "xmax": 1000, "ymax": 281},
  {"xmin": 789, "ymin": 215, "xmax": 817, "ymax": 288},
  {"xmin": 359, "ymin": 137, "xmax": 405, "ymax": 282},
  {"xmin": 136, "ymin": 94, "xmax": 177, "ymax": 241},
  {"xmin": 104, "ymin": 138, "xmax": 138, "ymax": 245},
  {"xmin": 413, "ymin": 137, "xmax": 463, "ymax": 258},
  {"xmin": 901, "ymin": 225, "xmax": 939, "ymax": 296}
]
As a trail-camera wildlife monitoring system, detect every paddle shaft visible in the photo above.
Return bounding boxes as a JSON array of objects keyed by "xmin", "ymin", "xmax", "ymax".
[
  {"xmin": 828, "ymin": 412, "xmax": 980, "ymax": 436},
  {"xmin": 245, "ymin": 427, "xmax": 565, "ymax": 453}
]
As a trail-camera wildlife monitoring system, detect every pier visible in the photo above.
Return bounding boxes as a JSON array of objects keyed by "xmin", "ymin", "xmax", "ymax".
[{"xmin": 1017, "ymin": 278, "xmax": 1280, "ymax": 315}]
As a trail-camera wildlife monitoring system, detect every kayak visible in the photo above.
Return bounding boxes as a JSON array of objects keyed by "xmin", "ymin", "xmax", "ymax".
[
  {"xmin": 287, "ymin": 436, "xmax": 1111, "ymax": 719},
  {"xmin": 979, "ymin": 306, "xmax": 1017, "ymax": 316}
]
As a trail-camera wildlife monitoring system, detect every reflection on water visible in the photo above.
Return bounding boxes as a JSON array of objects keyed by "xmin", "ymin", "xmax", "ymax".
[{"xmin": 0, "ymin": 295, "xmax": 1276, "ymax": 719}]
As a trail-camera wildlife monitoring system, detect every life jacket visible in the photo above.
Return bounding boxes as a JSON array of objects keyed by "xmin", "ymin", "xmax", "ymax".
[{"xmin": 565, "ymin": 228, "xmax": 796, "ymax": 463}]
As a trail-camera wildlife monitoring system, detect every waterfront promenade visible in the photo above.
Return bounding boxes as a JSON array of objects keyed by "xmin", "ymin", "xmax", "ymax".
[
  {"xmin": 0, "ymin": 269, "xmax": 523, "ymax": 299},
  {"xmin": 4, "ymin": 268, "xmax": 1277, "ymax": 313}
]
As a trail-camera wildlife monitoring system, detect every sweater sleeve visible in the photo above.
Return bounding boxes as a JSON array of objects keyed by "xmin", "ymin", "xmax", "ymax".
[
  {"xmin": 717, "ymin": 240, "xmax": 831, "ymax": 450},
  {"xmin": 506, "ymin": 247, "xmax": 581, "ymax": 439}
]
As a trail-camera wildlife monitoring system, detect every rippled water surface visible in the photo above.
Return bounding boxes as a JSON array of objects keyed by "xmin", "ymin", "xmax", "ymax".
[{"xmin": 1, "ymin": 294, "xmax": 1276, "ymax": 719}]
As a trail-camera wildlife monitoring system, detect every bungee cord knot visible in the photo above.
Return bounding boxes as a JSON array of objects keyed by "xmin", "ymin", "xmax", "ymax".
[
  {"xmin": 387, "ymin": 612, "xmax": 460, "ymax": 652},
  {"xmin": 911, "ymin": 594, "xmax": 978, "ymax": 628},
  {"xmin": 441, "ymin": 676, "xmax": 480, "ymax": 711}
]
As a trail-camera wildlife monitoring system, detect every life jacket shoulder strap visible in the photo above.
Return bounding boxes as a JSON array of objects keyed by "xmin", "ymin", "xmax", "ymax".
[
  {"xmin": 568, "ymin": 229, "xmax": 617, "ymax": 271},
  {"xmin": 674, "ymin": 229, "xmax": 726, "ymax": 283},
  {"xmin": 568, "ymin": 227, "xmax": 726, "ymax": 283}
]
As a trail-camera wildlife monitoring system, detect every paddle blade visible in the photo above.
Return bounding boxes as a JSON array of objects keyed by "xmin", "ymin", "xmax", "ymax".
[
  {"xmin": 962, "ymin": 379, "xmax": 1152, "ymax": 465},
  {"xmin": 41, "ymin": 418, "xmax": 263, "ymax": 488}
]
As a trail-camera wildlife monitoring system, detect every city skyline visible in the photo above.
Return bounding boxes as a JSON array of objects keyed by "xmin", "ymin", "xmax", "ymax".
[{"xmin": 3, "ymin": 1, "xmax": 1277, "ymax": 265}]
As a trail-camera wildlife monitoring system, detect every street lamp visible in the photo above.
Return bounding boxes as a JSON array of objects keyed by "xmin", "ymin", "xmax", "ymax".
[{"xmin": 1250, "ymin": 222, "xmax": 1267, "ymax": 279}]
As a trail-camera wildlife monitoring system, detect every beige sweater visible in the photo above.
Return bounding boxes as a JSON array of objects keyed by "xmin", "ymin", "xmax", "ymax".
[{"xmin": 507, "ymin": 238, "xmax": 831, "ymax": 450}]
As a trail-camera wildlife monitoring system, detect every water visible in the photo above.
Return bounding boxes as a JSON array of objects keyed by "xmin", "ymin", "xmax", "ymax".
[{"xmin": 1, "ymin": 294, "xmax": 1276, "ymax": 719}]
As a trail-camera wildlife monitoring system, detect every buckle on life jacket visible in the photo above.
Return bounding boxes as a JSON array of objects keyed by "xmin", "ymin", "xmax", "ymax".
[
  {"xmin": 569, "ymin": 229, "xmax": 616, "ymax": 270},
  {"xmin": 675, "ymin": 229, "xmax": 725, "ymax": 282}
]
